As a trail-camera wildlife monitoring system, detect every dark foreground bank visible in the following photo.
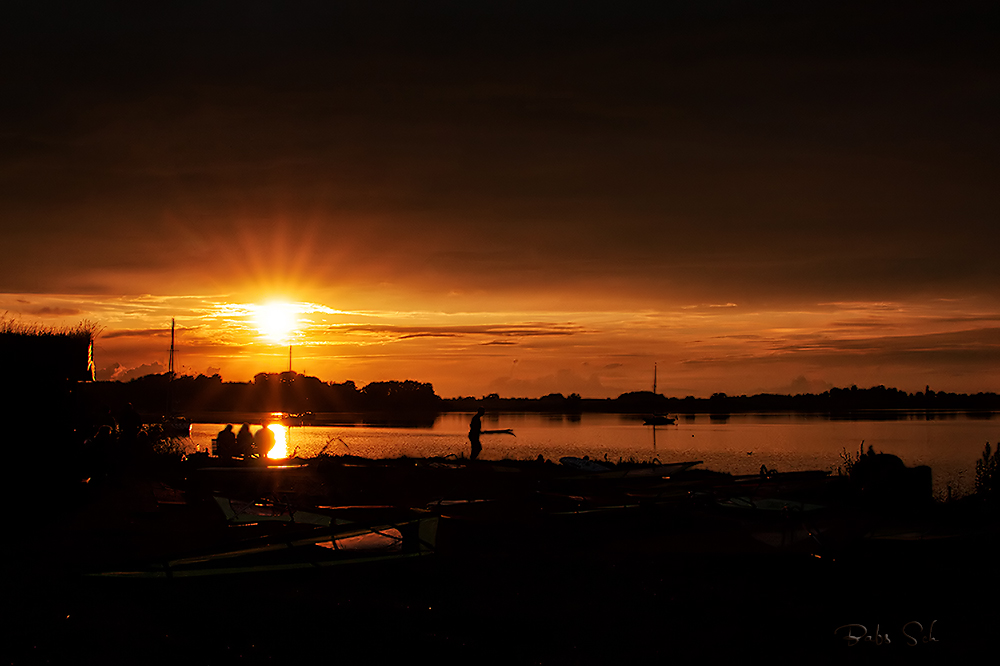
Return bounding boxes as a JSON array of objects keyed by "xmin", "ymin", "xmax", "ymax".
[
  {"xmin": 5, "ymin": 532, "xmax": 995, "ymax": 665},
  {"xmin": 4, "ymin": 454, "xmax": 998, "ymax": 665}
]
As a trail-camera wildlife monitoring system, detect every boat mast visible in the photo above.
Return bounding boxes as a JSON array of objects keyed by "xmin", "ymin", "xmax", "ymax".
[
  {"xmin": 653, "ymin": 363, "xmax": 657, "ymax": 396},
  {"xmin": 169, "ymin": 318, "xmax": 175, "ymax": 377},
  {"xmin": 288, "ymin": 344, "xmax": 292, "ymax": 373}
]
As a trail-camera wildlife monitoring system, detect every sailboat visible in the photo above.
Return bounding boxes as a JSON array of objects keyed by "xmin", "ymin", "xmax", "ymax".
[
  {"xmin": 162, "ymin": 318, "xmax": 191, "ymax": 437},
  {"xmin": 643, "ymin": 364, "xmax": 676, "ymax": 425}
]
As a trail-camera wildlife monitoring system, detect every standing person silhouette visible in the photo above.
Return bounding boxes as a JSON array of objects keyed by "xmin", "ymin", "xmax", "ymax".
[{"xmin": 469, "ymin": 408, "xmax": 485, "ymax": 460}]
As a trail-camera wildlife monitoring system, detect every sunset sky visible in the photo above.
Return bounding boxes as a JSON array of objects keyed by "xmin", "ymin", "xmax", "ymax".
[{"xmin": 2, "ymin": 2, "xmax": 998, "ymax": 398}]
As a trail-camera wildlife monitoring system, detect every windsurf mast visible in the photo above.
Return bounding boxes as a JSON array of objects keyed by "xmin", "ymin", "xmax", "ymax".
[{"xmin": 167, "ymin": 318, "xmax": 176, "ymax": 414}]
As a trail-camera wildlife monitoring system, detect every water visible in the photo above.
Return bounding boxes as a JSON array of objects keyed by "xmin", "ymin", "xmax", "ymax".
[{"xmin": 188, "ymin": 412, "xmax": 999, "ymax": 499}]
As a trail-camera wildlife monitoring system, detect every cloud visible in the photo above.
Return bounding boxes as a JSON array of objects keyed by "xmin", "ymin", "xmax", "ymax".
[
  {"xmin": 922, "ymin": 314, "xmax": 1000, "ymax": 325},
  {"xmin": 112, "ymin": 362, "xmax": 167, "ymax": 382},
  {"xmin": 757, "ymin": 375, "xmax": 835, "ymax": 396},
  {"xmin": 678, "ymin": 328, "xmax": 1000, "ymax": 377},
  {"xmin": 333, "ymin": 323, "xmax": 584, "ymax": 342},
  {"xmin": 1, "ymin": 5, "xmax": 997, "ymax": 396},
  {"xmin": 101, "ymin": 328, "xmax": 170, "ymax": 339},
  {"xmin": 829, "ymin": 320, "xmax": 897, "ymax": 329},
  {"xmin": 27, "ymin": 306, "xmax": 83, "ymax": 317},
  {"xmin": 4, "ymin": 3, "xmax": 997, "ymax": 308},
  {"xmin": 95, "ymin": 363, "xmax": 122, "ymax": 382},
  {"xmin": 96, "ymin": 361, "xmax": 167, "ymax": 382},
  {"xmin": 769, "ymin": 328, "xmax": 1000, "ymax": 361},
  {"xmin": 488, "ymin": 368, "xmax": 617, "ymax": 399}
]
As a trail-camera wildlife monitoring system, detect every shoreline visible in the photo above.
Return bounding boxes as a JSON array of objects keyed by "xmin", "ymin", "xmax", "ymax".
[{"xmin": 175, "ymin": 407, "xmax": 999, "ymax": 427}]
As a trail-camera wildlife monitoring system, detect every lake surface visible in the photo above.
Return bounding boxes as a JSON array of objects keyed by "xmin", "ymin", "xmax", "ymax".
[{"xmin": 189, "ymin": 412, "xmax": 999, "ymax": 499}]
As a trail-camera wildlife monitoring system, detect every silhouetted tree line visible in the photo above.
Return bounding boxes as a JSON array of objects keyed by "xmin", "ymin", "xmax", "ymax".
[
  {"xmin": 81, "ymin": 374, "xmax": 998, "ymax": 416},
  {"xmin": 446, "ymin": 385, "xmax": 1000, "ymax": 414},
  {"xmin": 83, "ymin": 372, "xmax": 442, "ymax": 415},
  {"xmin": 677, "ymin": 385, "xmax": 1000, "ymax": 413}
]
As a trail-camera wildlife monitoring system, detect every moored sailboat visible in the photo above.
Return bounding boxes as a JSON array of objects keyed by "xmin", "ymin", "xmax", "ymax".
[{"xmin": 644, "ymin": 363, "xmax": 676, "ymax": 425}]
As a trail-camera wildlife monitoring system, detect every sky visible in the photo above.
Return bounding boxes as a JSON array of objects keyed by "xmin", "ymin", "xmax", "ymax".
[{"xmin": 2, "ymin": 1, "xmax": 998, "ymax": 398}]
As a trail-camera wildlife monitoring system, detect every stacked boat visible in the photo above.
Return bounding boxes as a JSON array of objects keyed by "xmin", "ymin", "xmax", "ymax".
[{"xmin": 89, "ymin": 495, "xmax": 438, "ymax": 578}]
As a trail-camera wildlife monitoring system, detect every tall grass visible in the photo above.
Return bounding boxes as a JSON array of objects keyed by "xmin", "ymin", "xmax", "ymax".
[
  {"xmin": 838, "ymin": 440, "xmax": 865, "ymax": 477},
  {"xmin": 0, "ymin": 313, "xmax": 102, "ymax": 340},
  {"xmin": 974, "ymin": 442, "xmax": 999, "ymax": 499}
]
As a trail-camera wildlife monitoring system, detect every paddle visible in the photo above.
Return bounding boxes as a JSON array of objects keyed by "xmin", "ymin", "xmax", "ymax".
[{"xmin": 481, "ymin": 429, "xmax": 515, "ymax": 436}]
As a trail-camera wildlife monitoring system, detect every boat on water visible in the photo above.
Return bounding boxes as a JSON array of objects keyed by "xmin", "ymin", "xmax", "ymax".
[
  {"xmin": 641, "ymin": 364, "xmax": 676, "ymax": 425},
  {"xmin": 154, "ymin": 320, "xmax": 191, "ymax": 438},
  {"xmin": 269, "ymin": 411, "xmax": 315, "ymax": 426}
]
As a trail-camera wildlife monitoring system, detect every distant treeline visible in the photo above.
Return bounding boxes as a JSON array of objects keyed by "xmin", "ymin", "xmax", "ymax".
[
  {"xmin": 83, "ymin": 372, "xmax": 441, "ymax": 416},
  {"xmin": 452, "ymin": 385, "xmax": 1000, "ymax": 413},
  {"xmin": 81, "ymin": 372, "xmax": 1000, "ymax": 416}
]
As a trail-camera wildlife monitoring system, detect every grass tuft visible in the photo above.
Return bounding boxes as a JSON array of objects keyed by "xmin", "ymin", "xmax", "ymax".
[
  {"xmin": 974, "ymin": 441, "xmax": 999, "ymax": 500},
  {"xmin": 838, "ymin": 440, "xmax": 864, "ymax": 477},
  {"xmin": 0, "ymin": 312, "xmax": 103, "ymax": 340}
]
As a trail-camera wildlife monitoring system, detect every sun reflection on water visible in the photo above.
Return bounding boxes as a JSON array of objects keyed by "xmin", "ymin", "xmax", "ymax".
[{"xmin": 266, "ymin": 423, "xmax": 288, "ymax": 459}]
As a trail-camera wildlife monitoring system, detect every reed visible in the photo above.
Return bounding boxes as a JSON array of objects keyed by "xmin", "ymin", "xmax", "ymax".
[
  {"xmin": 838, "ymin": 440, "xmax": 864, "ymax": 477},
  {"xmin": 0, "ymin": 312, "xmax": 102, "ymax": 340},
  {"xmin": 974, "ymin": 441, "xmax": 998, "ymax": 499}
]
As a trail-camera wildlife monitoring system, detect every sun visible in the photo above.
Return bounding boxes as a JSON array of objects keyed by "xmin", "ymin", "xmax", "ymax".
[{"xmin": 253, "ymin": 302, "xmax": 298, "ymax": 342}]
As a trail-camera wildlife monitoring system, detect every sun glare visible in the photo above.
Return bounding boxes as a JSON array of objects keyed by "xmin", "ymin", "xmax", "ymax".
[
  {"xmin": 266, "ymin": 423, "xmax": 288, "ymax": 459},
  {"xmin": 254, "ymin": 302, "xmax": 298, "ymax": 342}
]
